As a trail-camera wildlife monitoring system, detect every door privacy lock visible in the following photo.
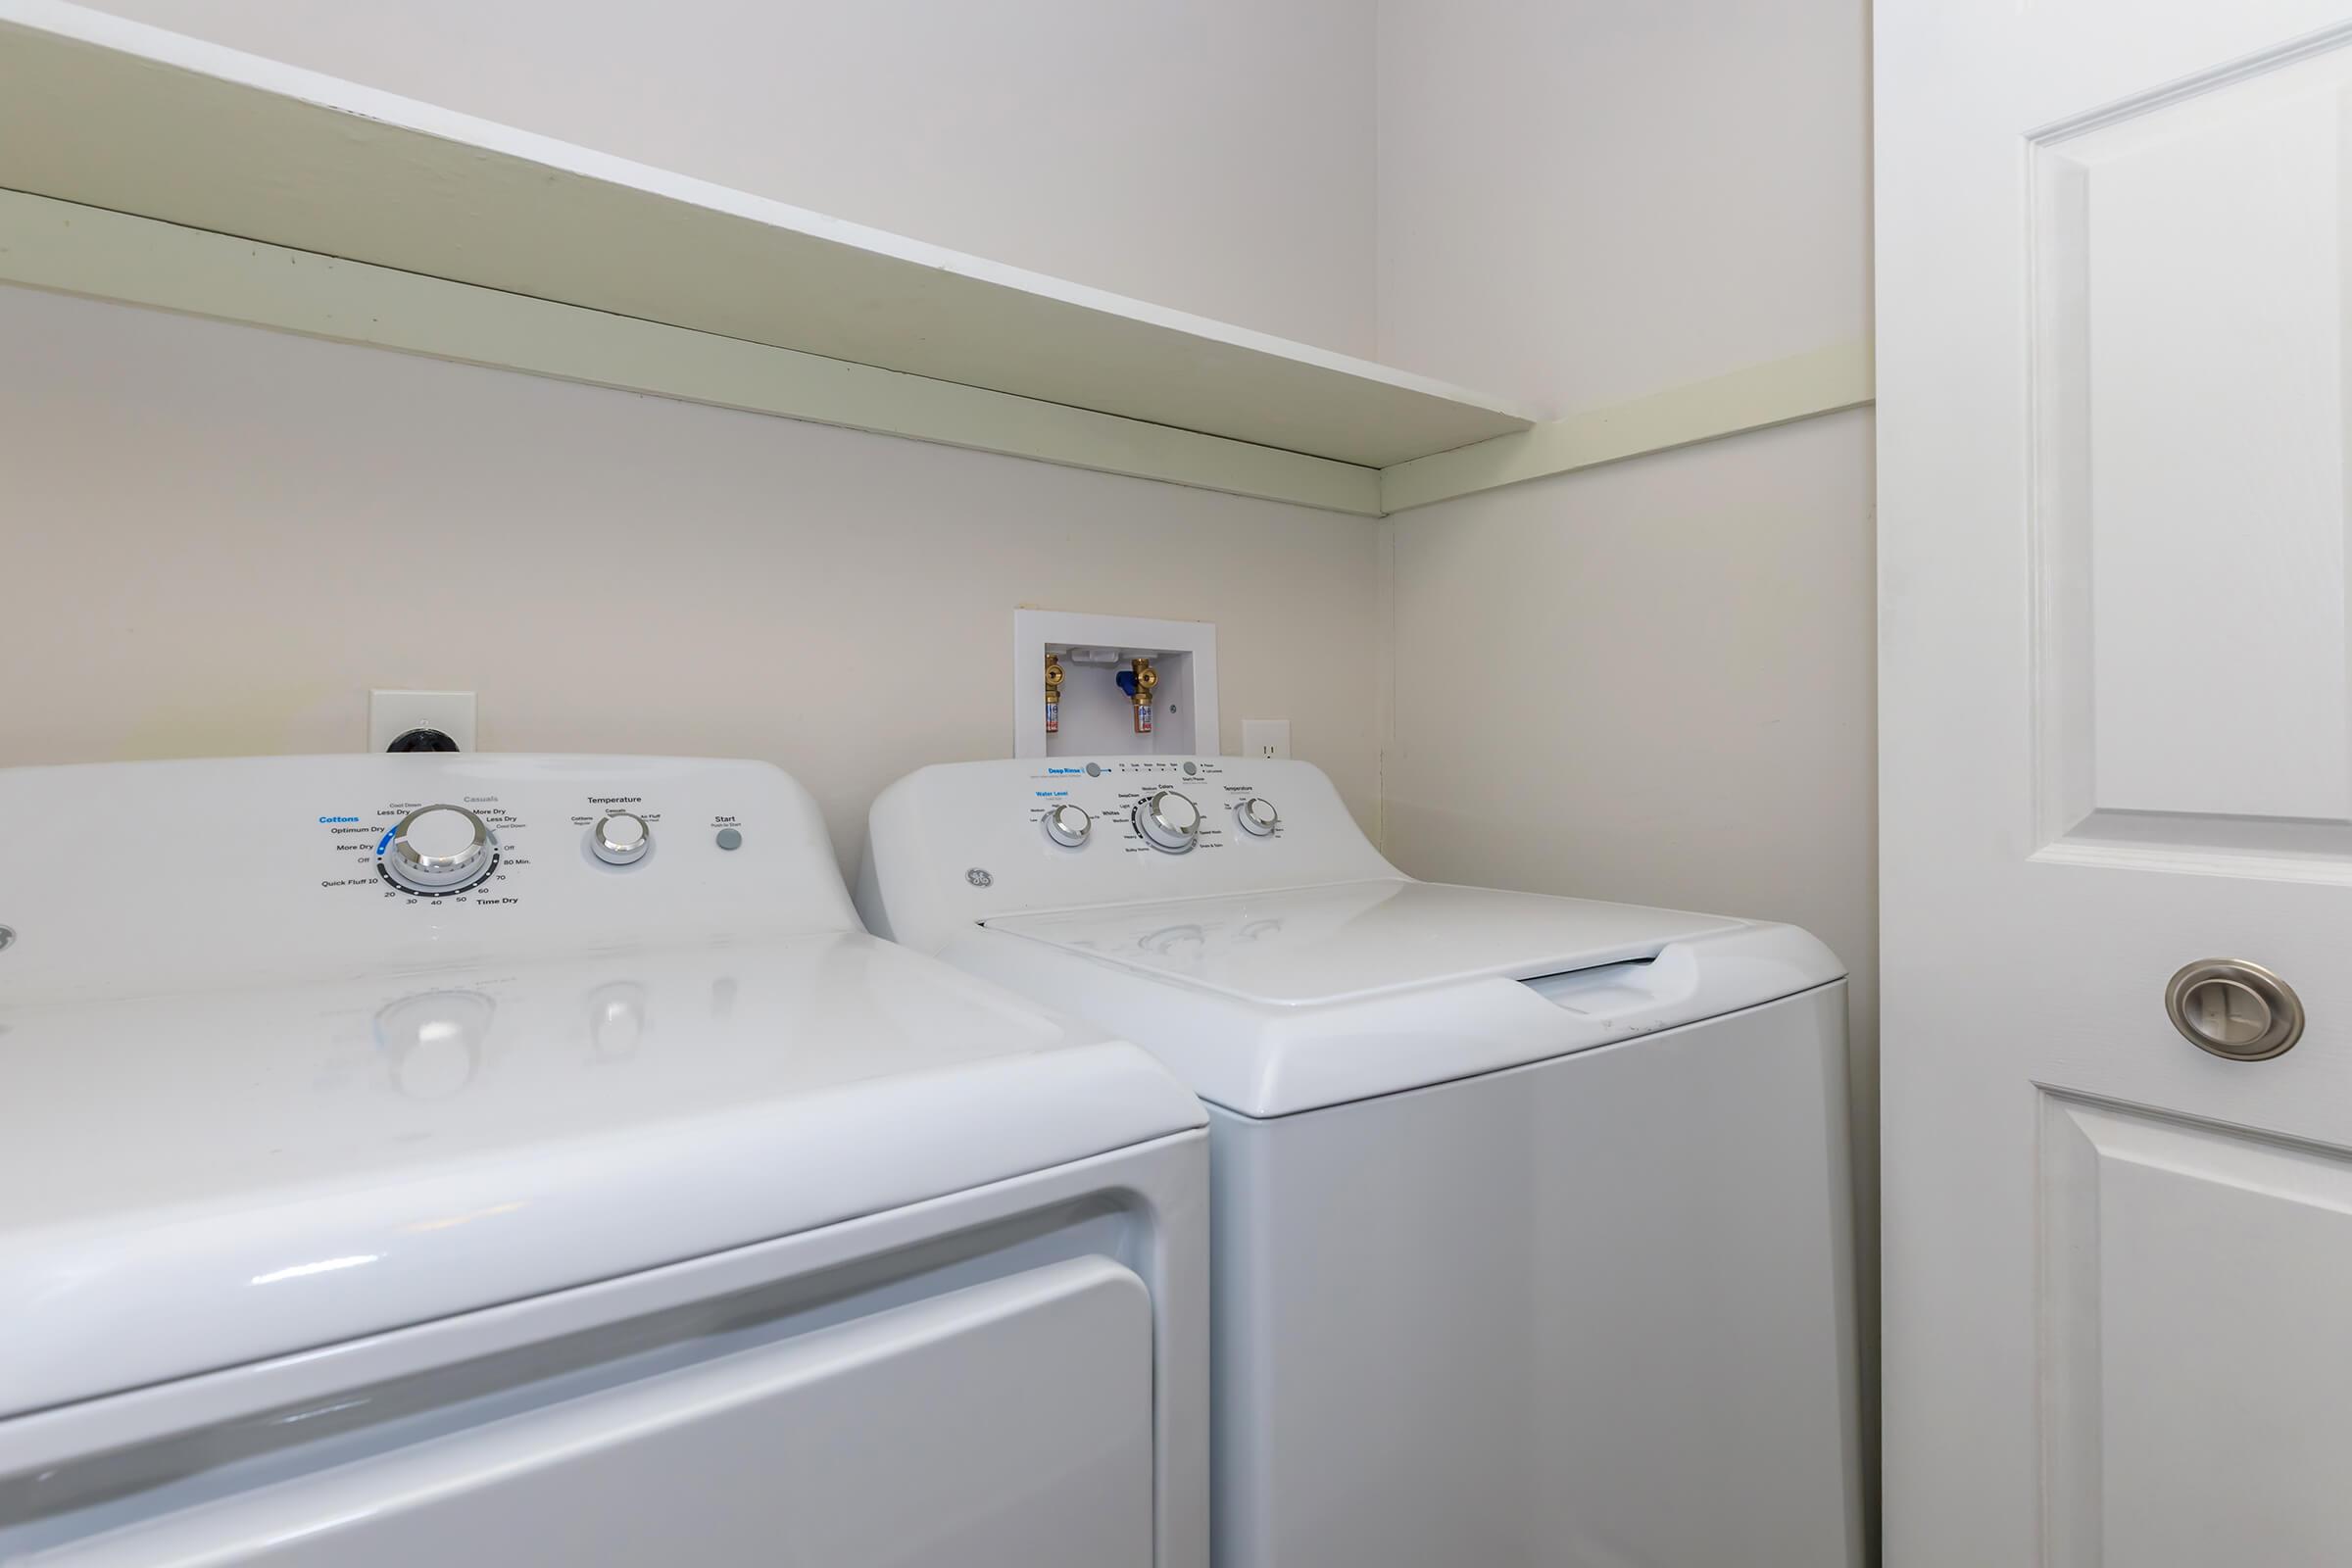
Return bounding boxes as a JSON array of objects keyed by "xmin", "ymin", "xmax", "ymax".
[{"xmin": 2166, "ymin": 958, "xmax": 2304, "ymax": 1061}]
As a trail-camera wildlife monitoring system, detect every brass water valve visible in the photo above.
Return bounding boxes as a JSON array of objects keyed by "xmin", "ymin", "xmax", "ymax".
[{"xmin": 1130, "ymin": 657, "xmax": 1157, "ymax": 734}]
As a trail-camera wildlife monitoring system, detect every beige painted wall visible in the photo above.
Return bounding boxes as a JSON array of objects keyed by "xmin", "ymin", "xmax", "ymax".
[
  {"xmin": 1375, "ymin": 0, "xmax": 1871, "ymax": 410},
  {"xmin": 0, "ymin": 287, "xmax": 1388, "ymax": 869}
]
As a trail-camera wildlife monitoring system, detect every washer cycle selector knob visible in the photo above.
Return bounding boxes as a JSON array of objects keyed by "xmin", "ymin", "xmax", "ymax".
[
  {"xmin": 592, "ymin": 812, "xmax": 652, "ymax": 866},
  {"xmin": 1236, "ymin": 797, "xmax": 1281, "ymax": 836},
  {"xmin": 1043, "ymin": 804, "xmax": 1093, "ymax": 848},
  {"xmin": 1135, "ymin": 789, "xmax": 1202, "ymax": 853},
  {"xmin": 385, "ymin": 805, "xmax": 494, "ymax": 892}
]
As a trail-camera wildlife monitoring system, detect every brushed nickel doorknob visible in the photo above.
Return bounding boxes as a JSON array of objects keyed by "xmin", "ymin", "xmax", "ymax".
[{"xmin": 2166, "ymin": 959, "xmax": 2304, "ymax": 1061}]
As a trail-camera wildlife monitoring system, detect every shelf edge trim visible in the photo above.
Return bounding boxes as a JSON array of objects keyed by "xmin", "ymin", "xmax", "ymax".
[{"xmin": 1377, "ymin": 339, "xmax": 1877, "ymax": 514}]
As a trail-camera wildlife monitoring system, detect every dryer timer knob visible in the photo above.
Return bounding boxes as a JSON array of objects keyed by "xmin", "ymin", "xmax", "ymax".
[{"xmin": 384, "ymin": 804, "xmax": 494, "ymax": 891}]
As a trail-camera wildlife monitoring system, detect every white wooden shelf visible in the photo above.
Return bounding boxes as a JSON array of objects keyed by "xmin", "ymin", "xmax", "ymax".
[
  {"xmin": 0, "ymin": 2, "xmax": 1875, "ymax": 517},
  {"xmin": 0, "ymin": 0, "xmax": 1539, "ymax": 495}
]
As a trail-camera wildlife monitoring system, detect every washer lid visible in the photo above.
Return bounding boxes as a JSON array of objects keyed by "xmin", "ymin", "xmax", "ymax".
[
  {"xmin": 0, "ymin": 932, "xmax": 1201, "ymax": 1419},
  {"xmin": 985, "ymin": 879, "xmax": 1747, "ymax": 1006},
  {"xmin": 976, "ymin": 880, "xmax": 1843, "ymax": 1117}
]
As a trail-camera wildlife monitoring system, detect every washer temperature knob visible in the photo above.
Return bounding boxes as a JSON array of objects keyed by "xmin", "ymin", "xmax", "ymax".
[
  {"xmin": 1135, "ymin": 789, "xmax": 1202, "ymax": 853},
  {"xmin": 1043, "ymin": 804, "xmax": 1093, "ymax": 848},
  {"xmin": 592, "ymin": 812, "xmax": 652, "ymax": 866},
  {"xmin": 385, "ymin": 805, "xmax": 493, "ymax": 892},
  {"xmin": 1236, "ymin": 798, "xmax": 1281, "ymax": 836}
]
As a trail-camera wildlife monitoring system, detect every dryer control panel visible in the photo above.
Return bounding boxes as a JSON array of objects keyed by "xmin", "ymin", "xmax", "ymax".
[
  {"xmin": 858, "ymin": 756, "xmax": 1401, "ymax": 954},
  {"xmin": 0, "ymin": 755, "xmax": 855, "ymax": 1001}
]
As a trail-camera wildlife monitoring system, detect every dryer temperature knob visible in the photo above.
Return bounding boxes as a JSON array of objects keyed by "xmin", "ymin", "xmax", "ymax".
[
  {"xmin": 592, "ymin": 812, "xmax": 652, "ymax": 866},
  {"xmin": 1135, "ymin": 789, "xmax": 1201, "ymax": 853}
]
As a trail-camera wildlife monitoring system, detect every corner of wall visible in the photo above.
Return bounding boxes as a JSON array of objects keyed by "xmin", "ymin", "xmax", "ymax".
[{"xmin": 1372, "ymin": 509, "xmax": 1399, "ymax": 855}]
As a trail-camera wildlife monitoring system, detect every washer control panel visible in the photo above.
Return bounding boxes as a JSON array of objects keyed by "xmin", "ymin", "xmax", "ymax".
[
  {"xmin": 860, "ymin": 756, "xmax": 1403, "ymax": 952},
  {"xmin": 1022, "ymin": 758, "xmax": 1279, "ymax": 859}
]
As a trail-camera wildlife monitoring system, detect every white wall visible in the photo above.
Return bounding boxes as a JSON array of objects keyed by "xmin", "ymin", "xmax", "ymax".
[
  {"xmin": 0, "ymin": 288, "xmax": 1389, "ymax": 869},
  {"xmin": 83, "ymin": 0, "xmax": 1381, "ymax": 358}
]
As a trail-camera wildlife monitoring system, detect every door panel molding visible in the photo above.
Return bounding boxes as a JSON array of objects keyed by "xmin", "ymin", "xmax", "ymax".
[
  {"xmin": 2029, "ymin": 32, "xmax": 2352, "ymax": 877},
  {"xmin": 2039, "ymin": 1086, "xmax": 2352, "ymax": 1566}
]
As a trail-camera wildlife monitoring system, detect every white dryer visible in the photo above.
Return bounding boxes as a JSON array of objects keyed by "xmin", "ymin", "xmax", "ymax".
[
  {"xmin": 859, "ymin": 756, "xmax": 1863, "ymax": 1568},
  {"xmin": 0, "ymin": 754, "xmax": 1207, "ymax": 1567}
]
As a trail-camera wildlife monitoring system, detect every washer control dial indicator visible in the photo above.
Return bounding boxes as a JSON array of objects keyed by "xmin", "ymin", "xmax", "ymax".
[
  {"xmin": 592, "ymin": 811, "xmax": 653, "ymax": 866},
  {"xmin": 1134, "ymin": 789, "xmax": 1202, "ymax": 854},
  {"xmin": 1043, "ymin": 804, "xmax": 1093, "ymax": 848},
  {"xmin": 1236, "ymin": 797, "xmax": 1281, "ymax": 836},
  {"xmin": 384, "ymin": 805, "xmax": 495, "ymax": 892}
]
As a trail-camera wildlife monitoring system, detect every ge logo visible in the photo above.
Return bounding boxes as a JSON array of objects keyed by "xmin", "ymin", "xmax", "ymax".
[{"xmin": 965, "ymin": 867, "xmax": 994, "ymax": 888}]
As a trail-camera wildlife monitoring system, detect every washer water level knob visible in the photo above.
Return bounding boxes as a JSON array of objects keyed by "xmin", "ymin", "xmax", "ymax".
[
  {"xmin": 1043, "ymin": 804, "xmax": 1093, "ymax": 848},
  {"xmin": 592, "ymin": 812, "xmax": 652, "ymax": 866},
  {"xmin": 1236, "ymin": 797, "xmax": 1281, "ymax": 836},
  {"xmin": 385, "ymin": 805, "xmax": 494, "ymax": 892},
  {"xmin": 1135, "ymin": 789, "xmax": 1202, "ymax": 853}
]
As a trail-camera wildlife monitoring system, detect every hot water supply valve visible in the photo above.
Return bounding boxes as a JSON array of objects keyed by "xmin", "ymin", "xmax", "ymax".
[{"xmin": 1118, "ymin": 657, "xmax": 1157, "ymax": 735}]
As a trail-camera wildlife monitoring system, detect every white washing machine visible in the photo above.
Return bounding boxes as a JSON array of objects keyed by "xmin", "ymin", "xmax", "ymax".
[
  {"xmin": 858, "ymin": 756, "xmax": 1864, "ymax": 1568},
  {"xmin": 0, "ymin": 754, "xmax": 1207, "ymax": 1567}
]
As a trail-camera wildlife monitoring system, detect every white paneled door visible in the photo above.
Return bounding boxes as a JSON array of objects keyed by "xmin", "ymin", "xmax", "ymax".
[{"xmin": 1880, "ymin": 4, "xmax": 2352, "ymax": 1565}]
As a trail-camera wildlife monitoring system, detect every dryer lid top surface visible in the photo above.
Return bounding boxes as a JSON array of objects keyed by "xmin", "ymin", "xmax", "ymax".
[
  {"xmin": 0, "ymin": 931, "xmax": 1201, "ymax": 1418},
  {"xmin": 984, "ymin": 879, "xmax": 1747, "ymax": 1006}
]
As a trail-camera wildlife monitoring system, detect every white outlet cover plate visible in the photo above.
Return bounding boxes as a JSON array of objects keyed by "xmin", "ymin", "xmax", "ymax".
[
  {"xmin": 1242, "ymin": 719, "xmax": 1292, "ymax": 760},
  {"xmin": 368, "ymin": 689, "xmax": 477, "ymax": 753}
]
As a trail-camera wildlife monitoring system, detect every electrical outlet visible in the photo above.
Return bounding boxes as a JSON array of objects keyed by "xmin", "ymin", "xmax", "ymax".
[
  {"xmin": 369, "ymin": 690, "xmax": 477, "ymax": 753},
  {"xmin": 1242, "ymin": 719, "xmax": 1291, "ymax": 760}
]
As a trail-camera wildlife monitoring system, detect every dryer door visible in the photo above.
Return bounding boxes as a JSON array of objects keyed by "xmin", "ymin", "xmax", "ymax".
[{"xmin": 31, "ymin": 1258, "xmax": 1153, "ymax": 1568}]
